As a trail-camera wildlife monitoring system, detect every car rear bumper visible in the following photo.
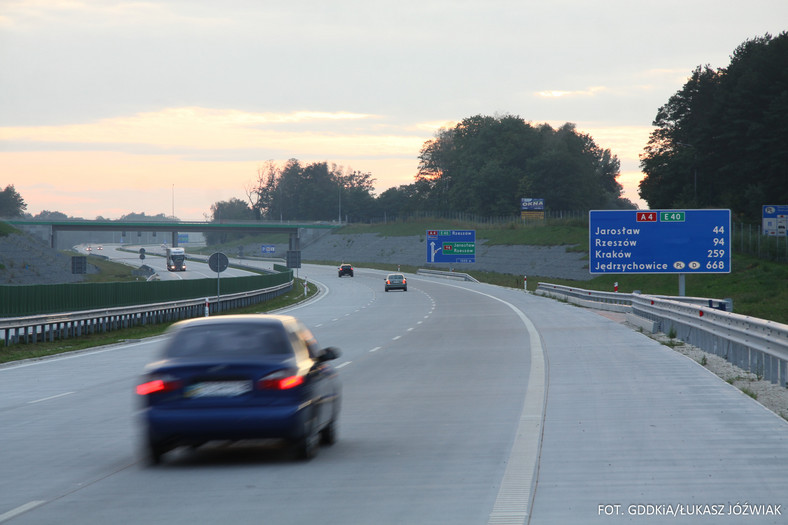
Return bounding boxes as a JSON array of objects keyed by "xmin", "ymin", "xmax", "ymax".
[{"xmin": 143, "ymin": 404, "xmax": 308, "ymax": 443}]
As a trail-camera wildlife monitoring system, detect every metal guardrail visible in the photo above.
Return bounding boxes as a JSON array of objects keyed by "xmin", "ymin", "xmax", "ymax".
[
  {"xmin": 417, "ymin": 268, "xmax": 480, "ymax": 282},
  {"xmin": 0, "ymin": 281, "xmax": 292, "ymax": 347},
  {"xmin": 535, "ymin": 282, "xmax": 788, "ymax": 387},
  {"xmin": 534, "ymin": 283, "xmax": 633, "ymax": 312},
  {"xmin": 534, "ymin": 283, "xmax": 733, "ymax": 313}
]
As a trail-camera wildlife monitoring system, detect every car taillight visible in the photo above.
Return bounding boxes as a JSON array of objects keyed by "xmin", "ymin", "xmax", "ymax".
[
  {"xmin": 402, "ymin": 278, "xmax": 406, "ymax": 283},
  {"xmin": 258, "ymin": 371, "xmax": 304, "ymax": 390},
  {"xmin": 136, "ymin": 376, "xmax": 182, "ymax": 395}
]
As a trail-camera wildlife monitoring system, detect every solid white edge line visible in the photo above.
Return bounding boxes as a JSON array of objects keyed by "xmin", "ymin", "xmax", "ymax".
[
  {"xmin": 0, "ymin": 501, "xmax": 47, "ymax": 523},
  {"xmin": 425, "ymin": 281, "xmax": 546, "ymax": 525}
]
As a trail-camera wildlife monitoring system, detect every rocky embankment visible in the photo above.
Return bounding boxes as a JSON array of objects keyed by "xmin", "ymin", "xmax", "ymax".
[{"xmin": 0, "ymin": 231, "xmax": 88, "ymax": 285}]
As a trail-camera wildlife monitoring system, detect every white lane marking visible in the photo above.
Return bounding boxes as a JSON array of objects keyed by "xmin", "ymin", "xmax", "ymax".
[
  {"xmin": 0, "ymin": 339, "xmax": 161, "ymax": 372},
  {"xmin": 407, "ymin": 328, "xmax": 414, "ymax": 332},
  {"xmin": 392, "ymin": 336, "xmax": 401, "ymax": 341},
  {"xmin": 336, "ymin": 361, "xmax": 352, "ymax": 369},
  {"xmin": 0, "ymin": 501, "xmax": 46, "ymax": 523},
  {"xmin": 417, "ymin": 279, "xmax": 546, "ymax": 524},
  {"xmin": 29, "ymin": 392, "xmax": 75, "ymax": 404},
  {"xmin": 369, "ymin": 347, "xmax": 381, "ymax": 353}
]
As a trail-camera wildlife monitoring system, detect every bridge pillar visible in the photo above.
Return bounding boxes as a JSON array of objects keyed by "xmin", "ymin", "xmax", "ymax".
[{"xmin": 287, "ymin": 231, "xmax": 301, "ymax": 268}]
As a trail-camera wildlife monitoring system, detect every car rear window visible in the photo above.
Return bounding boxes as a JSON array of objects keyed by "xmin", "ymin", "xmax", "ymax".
[{"xmin": 163, "ymin": 324, "xmax": 293, "ymax": 358}]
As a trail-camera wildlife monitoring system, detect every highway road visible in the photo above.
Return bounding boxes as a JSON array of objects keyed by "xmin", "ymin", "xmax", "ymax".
[
  {"xmin": 1, "ymin": 262, "xmax": 787, "ymax": 524},
  {"xmin": 77, "ymin": 244, "xmax": 264, "ymax": 280}
]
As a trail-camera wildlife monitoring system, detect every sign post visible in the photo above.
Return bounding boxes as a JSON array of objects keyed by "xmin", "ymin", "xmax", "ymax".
[
  {"xmin": 208, "ymin": 252, "xmax": 229, "ymax": 312},
  {"xmin": 589, "ymin": 209, "xmax": 731, "ymax": 295}
]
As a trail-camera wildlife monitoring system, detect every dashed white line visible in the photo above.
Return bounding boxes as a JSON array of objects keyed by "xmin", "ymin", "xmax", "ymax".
[
  {"xmin": 370, "ymin": 347, "xmax": 381, "ymax": 353},
  {"xmin": 336, "ymin": 361, "xmax": 352, "ymax": 369},
  {"xmin": 28, "ymin": 392, "xmax": 75, "ymax": 404},
  {"xmin": 0, "ymin": 500, "xmax": 46, "ymax": 523},
  {"xmin": 392, "ymin": 336, "xmax": 401, "ymax": 341}
]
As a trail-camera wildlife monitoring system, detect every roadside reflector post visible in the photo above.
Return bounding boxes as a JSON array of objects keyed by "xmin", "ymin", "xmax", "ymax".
[
  {"xmin": 204, "ymin": 298, "xmax": 210, "ymax": 317},
  {"xmin": 524, "ymin": 274, "xmax": 528, "ymax": 292},
  {"xmin": 614, "ymin": 282, "xmax": 619, "ymax": 293}
]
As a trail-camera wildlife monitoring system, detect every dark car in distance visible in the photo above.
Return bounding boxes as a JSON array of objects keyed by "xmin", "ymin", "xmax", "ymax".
[
  {"xmin": 385, "ymin": 273, "xmax": 407, "ymax": 292},
  {"xmin": 136, "ymin": 314, "xmax": 341, "ymax": 464},
  {"xmin": 338, "ymin": 263, "xmax": 354, "ymax": 277}
]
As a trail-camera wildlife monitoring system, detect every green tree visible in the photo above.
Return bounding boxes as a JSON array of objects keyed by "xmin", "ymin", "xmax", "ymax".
[
  {"xmin": 639, "ymin": 32, "xmax": 788, "ymax": 219},
  {"xmin": 34, "ymin": 210, "xmax": 69, "ymax": 220},
  {"xmin": 417, "ymin": 115, "xmax": 627, "ymax": 214},
  {"xmin": 246, "ymin": 160, "xmax": 378, "ymax": 222},
  {"xmin": 0, "ymin": 185, "xmax": 27, "ymax": 218},
  {"xmin": 207, "ymin": 198, "xmax": 253, "ymax": 244}
]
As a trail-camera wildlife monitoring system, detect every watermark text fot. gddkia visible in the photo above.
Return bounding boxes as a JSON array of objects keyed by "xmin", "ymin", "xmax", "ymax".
[{"xmin": 598, "ymin": 503, "xmax": 782, "ymax": 518}]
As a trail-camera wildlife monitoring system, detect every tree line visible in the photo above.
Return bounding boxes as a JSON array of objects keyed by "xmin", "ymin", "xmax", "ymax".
[
  {"xmin": 639, "ymin": 32, "xmax": 788, "ymax": 221},
  {"xmin": 217, "ymin": 115, "xmax": 633, "ymax": 229}
]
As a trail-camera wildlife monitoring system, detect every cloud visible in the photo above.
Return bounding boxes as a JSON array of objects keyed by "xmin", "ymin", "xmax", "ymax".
[
  {"xmin": 536, "ymin": 86, "xmax": 608, "ymax": 98},
  {"xmin": 0, "ymin": 107, "xmax": 424, "ymax": 158}
]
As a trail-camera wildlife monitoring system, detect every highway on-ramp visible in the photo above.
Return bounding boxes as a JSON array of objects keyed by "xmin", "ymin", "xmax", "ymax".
[{"xmin": 1, "ymin": 263, "xmax": 786, "ymax": 524}]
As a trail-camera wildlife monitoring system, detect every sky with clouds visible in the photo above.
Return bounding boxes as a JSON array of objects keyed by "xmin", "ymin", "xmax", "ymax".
[{"xmin": 2, "ymin": 0, "xmax": 787, "ymax": 220}]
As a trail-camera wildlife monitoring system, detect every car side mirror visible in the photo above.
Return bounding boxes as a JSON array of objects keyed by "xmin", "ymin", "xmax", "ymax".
[{"xmin": 318, "ymin": 346, "xmax": 341, "ymax": 362}]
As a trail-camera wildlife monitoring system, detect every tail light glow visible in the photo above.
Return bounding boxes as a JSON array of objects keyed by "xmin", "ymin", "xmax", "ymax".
[
  {"xmin": 136, "ymin": 376, "xmax": 182, "ymax": 395},
  {"xmin": 259, "ymin": 371, "xmax": 304, "ymax": 390}
]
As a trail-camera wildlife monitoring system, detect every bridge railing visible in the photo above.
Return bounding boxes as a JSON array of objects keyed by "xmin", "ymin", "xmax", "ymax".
[{"xmin": 535, "ymin": 282, "xmax": 787, "ymax": 387}]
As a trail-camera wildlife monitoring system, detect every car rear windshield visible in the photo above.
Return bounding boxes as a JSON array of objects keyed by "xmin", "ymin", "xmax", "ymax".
[{"xmin": 164, "ymin": 324, "xmax": 293, "ymax": 358}]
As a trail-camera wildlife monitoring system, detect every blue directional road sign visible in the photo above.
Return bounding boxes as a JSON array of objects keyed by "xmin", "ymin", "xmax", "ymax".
[
  {"xmin": 426, "ymin": 229, "xmax": 476, "ymax": 264},
  {"xmin": 589, "ymin": 209, "xmax": 731, "ymax": 274}
]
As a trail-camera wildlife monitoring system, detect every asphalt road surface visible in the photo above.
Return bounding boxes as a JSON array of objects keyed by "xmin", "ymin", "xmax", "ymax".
[
  {"xmin": 79, "ymin": 244, "xmax": 263, "ymax": 280},
  {"xmin": 1, "ymin": 262, "xmax": 787, "ymax": 524}
]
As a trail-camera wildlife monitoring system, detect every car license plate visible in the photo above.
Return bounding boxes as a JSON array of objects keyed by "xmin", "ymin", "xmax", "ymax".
[{"xmin": 186, "ymin": 381, "xmax": 252, "ymax": 398}]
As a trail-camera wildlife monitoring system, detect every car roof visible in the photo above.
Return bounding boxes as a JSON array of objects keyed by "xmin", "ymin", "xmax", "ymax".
[{"xmin": 169, "ymin": 314, "xmax": 296, "ymax": 330}]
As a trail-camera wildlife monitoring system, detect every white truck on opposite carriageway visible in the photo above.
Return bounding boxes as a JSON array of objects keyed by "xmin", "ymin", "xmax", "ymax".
[{"xmin": 165, "ymin": 247, "xmax": 186, "ymax": 271}]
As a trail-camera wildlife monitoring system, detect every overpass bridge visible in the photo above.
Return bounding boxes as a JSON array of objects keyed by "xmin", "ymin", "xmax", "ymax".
[{"xmin": 6, "ymin": 219, "xmax": 342, "ymax": 268}]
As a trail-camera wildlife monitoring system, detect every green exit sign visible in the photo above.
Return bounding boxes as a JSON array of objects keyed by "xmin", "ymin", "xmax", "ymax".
[
  {"xmin": 660, "ymin": 211, "xmax": 685, "ymax": 222},
  {"xmin": 443, "ymin": 241, "xmax": 475, "ymax": 254}
]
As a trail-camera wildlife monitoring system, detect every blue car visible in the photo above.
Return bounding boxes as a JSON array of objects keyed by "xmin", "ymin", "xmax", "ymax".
[{"xmin": 136, "ymin": 314, "xmax": 341, "ymax": 464}]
